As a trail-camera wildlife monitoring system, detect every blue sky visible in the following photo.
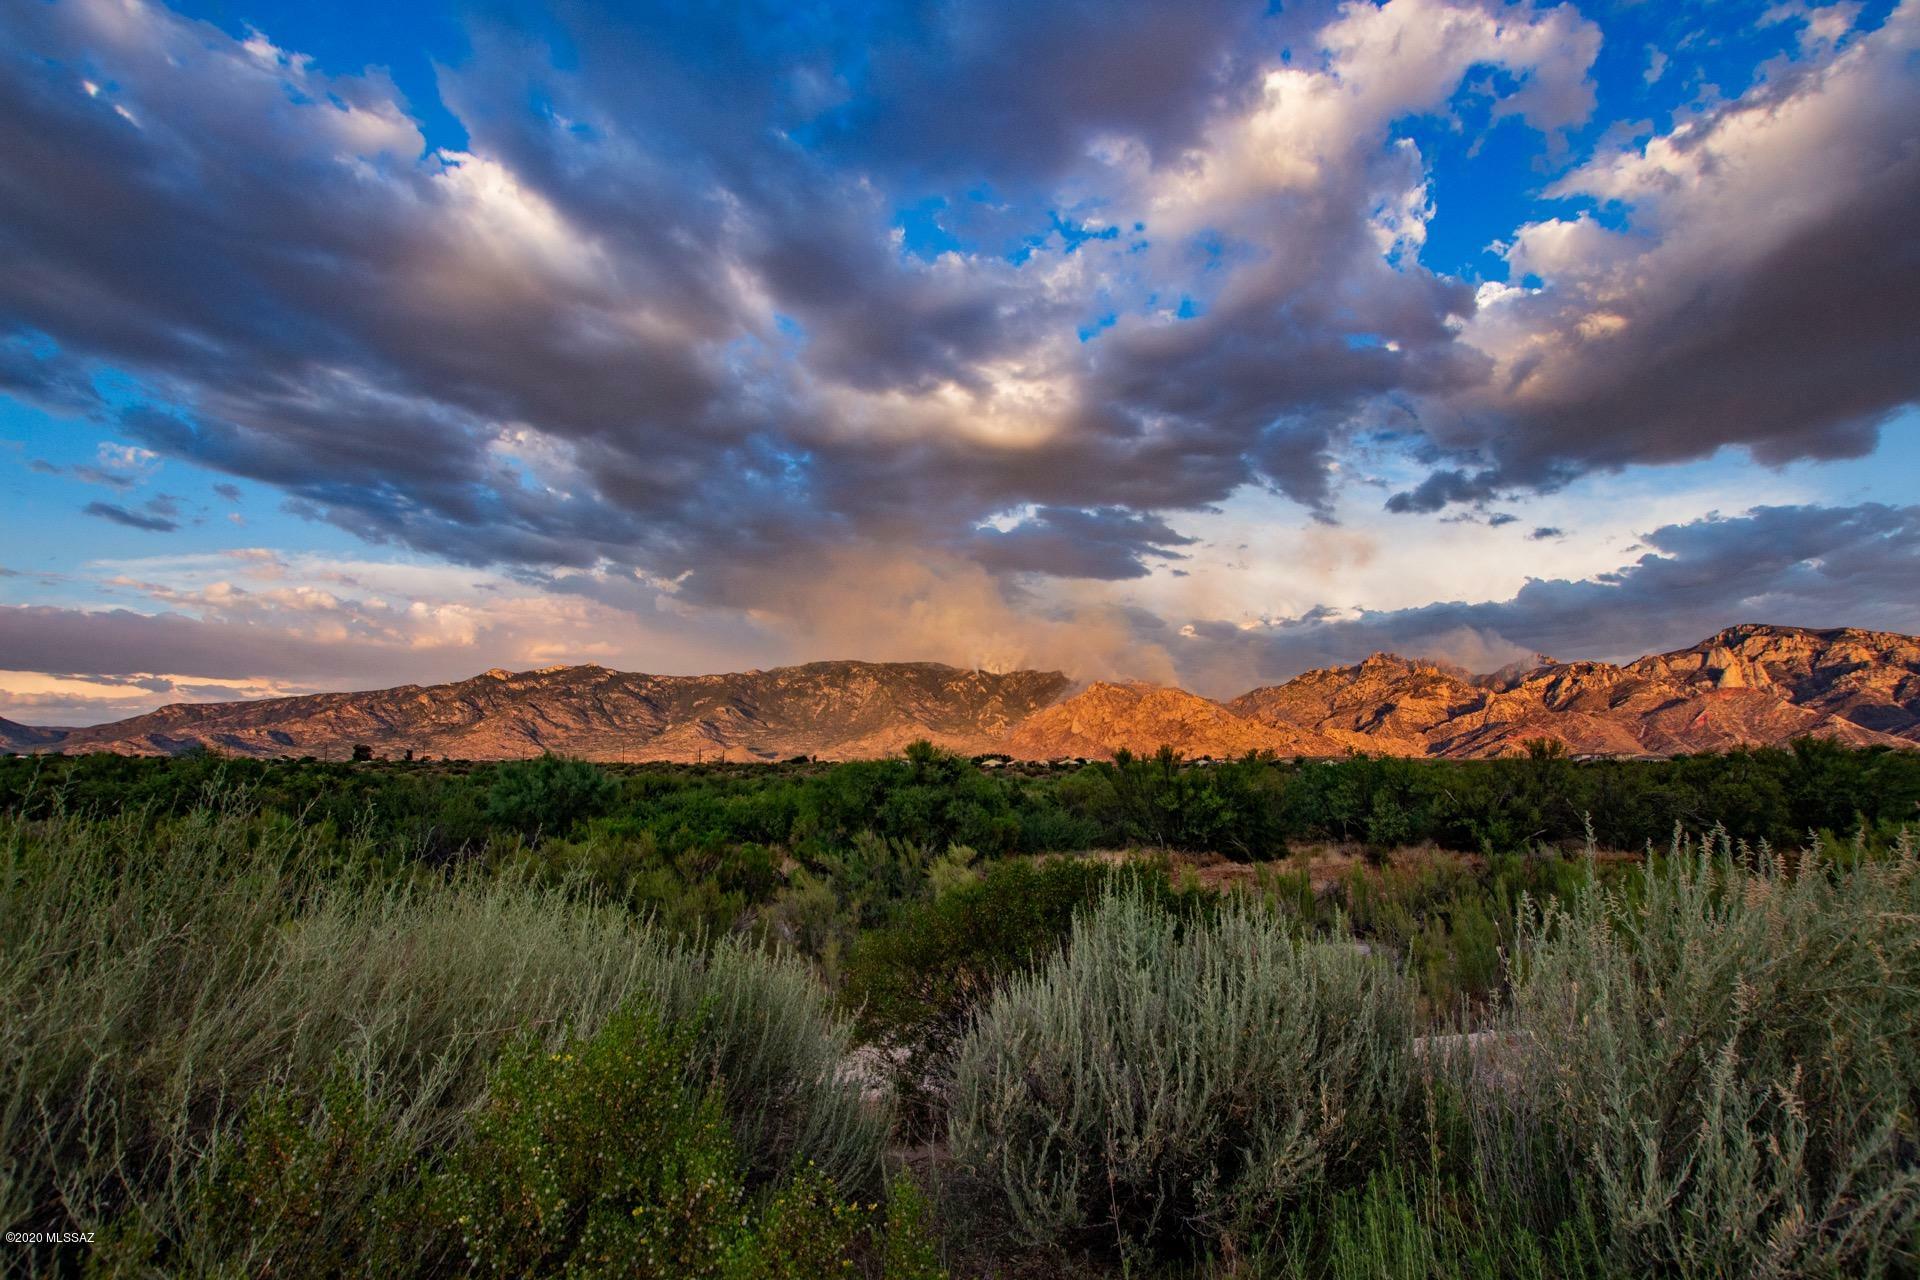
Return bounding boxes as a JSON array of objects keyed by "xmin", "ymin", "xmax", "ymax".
[{"xmin": 2, "ymin": 0, "xmax": 1917, "ymax": 722}]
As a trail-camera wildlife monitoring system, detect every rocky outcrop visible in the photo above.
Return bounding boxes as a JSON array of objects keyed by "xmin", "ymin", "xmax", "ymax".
[
  {"xmin": 1006, "ymin": 681, "xmax": 1345, "ymax": 761},
  {"xmin": 1629, "ymin": 625, "xmax": 1920, "ymax": 741},
  {"xmin": 1231, "ymin": 627, "xmax": 1915, "ymax": 758},
  {"xmin": 1229, "ymin": 653, "xmax": 1482, "ymax": 755}
]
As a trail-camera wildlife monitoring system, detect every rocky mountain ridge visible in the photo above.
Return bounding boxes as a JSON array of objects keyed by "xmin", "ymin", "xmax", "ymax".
[{"xmin": 8, "ymin": 625, "xmax": 1917, "ymax": 763}]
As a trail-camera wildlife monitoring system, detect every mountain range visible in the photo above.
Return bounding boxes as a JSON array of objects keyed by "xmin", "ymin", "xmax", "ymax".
[{"xmin": 7, "ymin": 625, "xmax": 1918, "ymax": 763}]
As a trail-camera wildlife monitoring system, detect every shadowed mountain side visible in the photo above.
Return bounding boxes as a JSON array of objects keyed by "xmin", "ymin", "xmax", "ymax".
[{"xmin": 0, "ymin": 718, "xmax": 68, "ymax": 750}]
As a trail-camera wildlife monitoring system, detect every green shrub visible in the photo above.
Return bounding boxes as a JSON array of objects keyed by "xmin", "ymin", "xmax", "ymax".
[
  {"xmin": 434, "ymin": 1002, "xmax": 745, "ymax": 1279},
  {"xmin": 485, "ymin": 753, "xmax": 618, "ymax": 838},
  {"xmin": 947, "ymin": 889, "xmax": 1413, "ymax": 1258},
  {"xmin": 647, "ymin": 931, "xmax": 887, "ymax": 1195},
  {"xmin": 724, "ymin": 1163, "xmax": 866, "ymax": 1280},
  {"xmin": 135, "ymin": 1068, "xmax": 433, "ymax": 1279},
  {"xmin": 1103, "ymin": 747, "xmax": 1288, "ymax": 858},
  {"xmin": 1264, "ymin": 1166, "xmax": 1611, "ymax": 1280},
  {"xmin": 1480, "ymin": 832, "xmax": 1920, "ymax": 1277},
  {"xmin": 879, "ymin": 1172, "xmax": 946, "ymax": 1280}
]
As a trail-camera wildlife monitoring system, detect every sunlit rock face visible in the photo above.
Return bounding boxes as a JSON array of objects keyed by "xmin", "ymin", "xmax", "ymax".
[{"xmin": 14, "ymin": 626, "xmax": 1917, "ymax": 763}]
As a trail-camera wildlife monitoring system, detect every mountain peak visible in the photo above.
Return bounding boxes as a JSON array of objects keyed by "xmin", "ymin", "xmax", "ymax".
[{"xmin": 14, "ymin": 626, "xmax": 1917, "ymax": 763}]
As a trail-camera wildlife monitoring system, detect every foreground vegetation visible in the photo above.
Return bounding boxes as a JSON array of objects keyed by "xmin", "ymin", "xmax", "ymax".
[{"xmin": 3, "ymin": 744, "xmax": 1918, "ymax": 1276}]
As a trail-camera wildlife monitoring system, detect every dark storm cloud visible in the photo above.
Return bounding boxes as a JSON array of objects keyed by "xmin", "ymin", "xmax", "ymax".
[
  {"xmin": 82, "ymin": 501, "xmax": 177, "ymax": 533},
  {"xmin": 1178, "ymin": 503, "xmax": 1920, "ymax": 692},
  {"xmin": 1, "ymin": 0, "xmax": 1913, "ymax": 609},
  {"xmin": 827, "ymin": 0, "xmax": 1282, "ymax": 184},
  {"xmin": 0, "ymin": 0, "xmax": 1545, "ymax": 598},
  {"xmin": 969, "ymin": 506, "xmax": 1197, "ymax": 580},
  {"xmin": 1385, "ymin": 468, "xmax": 1502, "ymax": 514}
]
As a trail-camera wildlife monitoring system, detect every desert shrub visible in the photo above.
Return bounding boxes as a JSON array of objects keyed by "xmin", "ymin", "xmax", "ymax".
[
  {"xmin": 1101, "ymin": 747, "xmax": 1288, "ymax": 858},
  {"xmin": 842, "ymin": 857, "xmax": 1210, "ymax": 1131},
  {"xmin": 140, "ymin": 1007, "xmax": 926, "ymax": 1280},
  {"xmin": 434, "ymin": 1001, "xmax": 745, "ymax": 1279},
  {"xmin": 725, "ymin": 1163, "xmax": 867, "ymax": 1279},
  {"xmin": 1477, "ymin": 831, "xmax": 1920, "ymax": 1277},
  {"xmin": 485, "ymin": 753, "xmax": 618, "ymax": 838},
  {"xmin": 0, "ymin": 801, "xmax": 882, "ymax": 1253},
  {"xmin": 647, "ymin": 930, "xmax": 887, "ymax": 1194},
  {"xmin": 879, "ymin": 1172, "xmax": 946, "ymax": 1280},
  {"xmin": 947, "ymin": 889, "xmax": 1413, "ymax": 1259},
  {"xmin": 119, "ymin": 1067, "xmax": 434, "ymax": 1279}
]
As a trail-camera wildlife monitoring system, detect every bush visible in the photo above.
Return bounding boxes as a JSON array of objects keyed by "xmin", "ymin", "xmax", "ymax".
[
  {"xmin": 843, "ymin": 858, "xmax": 1210, "ymax": 1132},
  {"xmin": 1102, "ymin": 747, "xmax": 1288, "ymax": 858},
  {"xmin": 947, "ymin": 889, "xmax": 1413, "ymax": 1259},
  {"xmin": 485, "ymin": 753, "xmax": 618, "ymax": 838},
  {"xmin": 434, "ymin": 1001, "xmax": 745, "ymax": 1279},
  {"xmin": 1477, "ymin": 831, "xmax": 1920, "ymax": 1277},
  {"xmin": 143, "ymin": 1006, "xmax": 930, "ymax": 1280},
  {"xmin": 1263, "ymin": 1166, "xmax": 1610, "ymax": 1280},
  {"xmin": 153, "ymin": 1067, "xmax": 428, "ymax": 1278},
  {"xmin": 0, "ymin": 801, "xmax": 882, "ymax": 1254}
]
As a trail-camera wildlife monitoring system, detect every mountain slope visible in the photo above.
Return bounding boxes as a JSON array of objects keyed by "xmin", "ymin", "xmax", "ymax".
[
  {"xmin": 1006, "ymin": 681, "xmax": 1345, "ymax": 760},
  {"xmin": 0, "ymin": 717, "xmax": 67, "ymax": 750},
  {"xmin": 36, "ymin": 662, "xmax": 1073, "ymax": 762},
  {"xmin": 17, "ymin": 624, "xmax": 1919, "ymax": 763},
  {"xmin": 1629, "ymin": 625, "xmax": 1920, "ymax": 741},
  {"xmin": 1229, "ymin": 653, "xmax": 1482, "ymax": 755},
  {"xmin": 1230, "ymin": 626, "xmax": 1914, "ymax": 758}
]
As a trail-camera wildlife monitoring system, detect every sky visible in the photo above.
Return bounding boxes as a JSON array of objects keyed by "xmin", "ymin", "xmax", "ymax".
[{"xmin": 2, "ymin": 0, "xmax": 1918, "ymax": 725}]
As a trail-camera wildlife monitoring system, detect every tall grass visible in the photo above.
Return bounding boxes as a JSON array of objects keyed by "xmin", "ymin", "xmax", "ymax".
[
  {"xmin": 947, "ymin": 889, "xmax": 1413, "ymax": 1259},
  {"xmin": 0, "ymin": 798, "xmax": 885, "ymax": 1255}
]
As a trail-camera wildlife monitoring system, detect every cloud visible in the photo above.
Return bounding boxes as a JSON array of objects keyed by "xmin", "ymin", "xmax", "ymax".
[
  {"xmin": 1173, "ymin": 502, "xmax": 1920, "ymax": 693},
  {"xmin": 1402, "ymin": 1, "xmax": 1920, "ymax": 506},
  {"xmin": 969, "ymin": 506, "xmax": 1196, "ymax": 579},
  {"xmin": 715, "ymin": 544, "xmax": 1179, "ymax": 683},
  {"xmin": 0, "ymin": 546, "xmax": 779, "ymax": 717},
  {"xmin": 0, "ymin": 0, "xmax": 1602, "ymax": 595},
  {"xmin": 82, "ymin": 501, "xmax": 177, "ymax": 532}
]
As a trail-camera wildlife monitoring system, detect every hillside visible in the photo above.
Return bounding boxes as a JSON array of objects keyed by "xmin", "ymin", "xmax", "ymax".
[
  {"xmin": 0, "ymin": 717, "xmax": 68, "ymax": 751},
  {"xmin": 10, "ymin": 625, "xmax": 1917, "ymax": 762},
  {"xmin": 1231, "ymin": 627, "xmax": 1917, "ymax": 758},
  {"xmin": 1005, "ymin": 681, "xmax": 1345, "ymax": 760},
  {"xmin": 32, "ymin": 662, "xmax": 1072, "ymax": 763}
]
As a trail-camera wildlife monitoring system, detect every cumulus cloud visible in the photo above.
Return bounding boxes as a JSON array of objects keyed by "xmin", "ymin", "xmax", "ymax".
[
  {"xmin": 0, "ymin": 0, "xmax": 1603, "ymax": 590},
  {"xmin": 1403, "ymin": 1, "xmax": 1920, "ymax": 506}
]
